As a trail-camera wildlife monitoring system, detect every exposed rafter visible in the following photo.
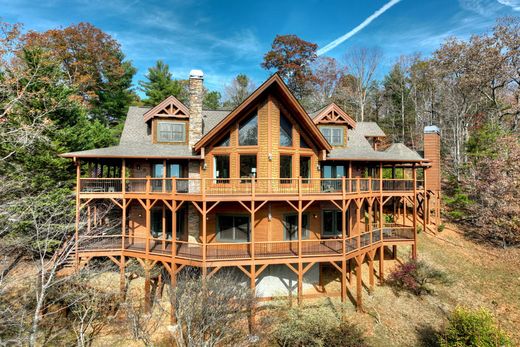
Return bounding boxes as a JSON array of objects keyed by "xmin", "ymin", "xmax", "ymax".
[{"xmin": 143, "ymin": 95, "xmax": 190, "ymax": 122}]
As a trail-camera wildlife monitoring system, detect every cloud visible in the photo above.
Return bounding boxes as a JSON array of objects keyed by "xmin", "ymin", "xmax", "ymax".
[
  {"xmin": 317, "ymin": 0, "xmax": 402, "ymax": 56},
  {"xmin": 497, "ymin": 0, "xmax": 520, "ymax": 10}
]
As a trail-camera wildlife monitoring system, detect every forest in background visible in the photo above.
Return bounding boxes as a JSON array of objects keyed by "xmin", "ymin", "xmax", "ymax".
[{"xmin": 0, "ymin": 15, "xmax": 518, "ymax": 346}]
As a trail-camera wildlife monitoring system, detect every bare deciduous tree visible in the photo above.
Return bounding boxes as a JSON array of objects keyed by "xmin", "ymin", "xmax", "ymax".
[{"xmin": 344, "ymin": 47, "xmax": 382, "ymax": 121}]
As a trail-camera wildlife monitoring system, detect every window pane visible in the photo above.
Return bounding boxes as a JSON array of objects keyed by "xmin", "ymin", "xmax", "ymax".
[
  {"xmin": 218, "ymin": 216, "xmax": 234, "ymax": 240},
  {"xmin": 151, "ymin": 209, "xmax": 162, "ymax": 237},
  {"xmin": 216, "ymin": 133, "xmax": 230, "ymax": 147},
  {"xmin": 280, "ymin": 155, "xmax": 292, "ymax": 181},
  {"xmin": 214, "ymin": 155, "xmax": 230, "ymax": 180},
  {"xmin": 300, "ymin": 156, "xmax": 310, "ymax": 181},
  {"xmin": 323, "ymin": 211, "xmax": 334, "ymax": 235},
  {"xmin": 321, "ymin": 128, "xmax": 331, "ymax": 139},
  {"xmin": 240, "ymin": 155, "xmax": 257, "ymax": 179},
  {"xmin": 300, "ymin": 136, "xmax": 310, "ymax": 148},
  {"xmin": 280, "ymin": 113, "xmax": 293, "ymax": 146},
  {"xmin": 239, "ymin": 113, "xmax": 258, "ymax": 146},
  {"xmin": 176, "ymin": 208, "xmax": 185, "ymax": 239},
  {"xmin": 157, "ymin": 122, "xmax": 185, "ymax": 143},
  {"xmin": 234, "ymin": 216, "xmax": 250, "ymax": 241},
  {"xmin": 152, "ymin": 163, "xmax": 163, "ymax": 178},
  {"xmin": 336, "ymin": 211, "xmax": 343, "ymax": 235},
  {"xmin": 335, "ymin": 165, "xmax": 345, "ymax": 178}
]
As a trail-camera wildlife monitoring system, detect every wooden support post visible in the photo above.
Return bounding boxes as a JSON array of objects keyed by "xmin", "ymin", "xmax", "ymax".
[
  {"xmin": 122, "ymin": 159, "xmax": 126, "ymax": 194},
  {"xmin": 121, "ymin": 199, "xmax": 127, "ymax": 252},
  {"xmin": 356, "ymin": 257, "xmax": 363, "ymax": 312},
  {"xmin": 120, "ymin": 255, "xmax": 126, "ymax": 300},
  {"xmin": 170, "ymin": 263, "xmax": 177, "ymax": 324},
  {"xmin": 368, "ymin": 255, "xmax": 375, "ymax": 292},
  {"xmin": 423, "ymin": 167, "xmax": 428, "ymax": 232},
  {"xmin": 172, "ymin": 200, "xmax": 177, "ymax": 258},
  {"xmin": 75, "ymin": 161, "xmax": 80, "ymax": 270},
  {"xmin": 202, "ymin": 201, "xmax": 207, "ymax": 278},
  {"xmin": 392, "ymin": 245, "xmax": 397, "ymax": 259},
  {"xmin": 341, "ymin": 260, "xmax": 347, "ymax": 304},
  {"xmin": 144, "ymin": 262, "xmax": 151, "ymax": 313},
  {"xmin": 297, "ymin": 262, "xmax": 303, "ymax": 305},
  {"xmin": 249, "ymin": 264, "xmax": 256, "ymax": 334},
  {"xmin": 145, "ymin": 199, "xmax": 151, "ymax": 255},
  {"xmin": 412, "ymin": 164, "xmax": 418, "ymax": 259},
  {"xmin": 379, "ymin": 245, "xmax": 385, "ymax": 285},
  {"xmin": 162, "ymin": 204, "xmax": 166, "ymax": 250},
  {"xmin": 87, "ymin": 204, "xmax": 91, "ymax": 233}
]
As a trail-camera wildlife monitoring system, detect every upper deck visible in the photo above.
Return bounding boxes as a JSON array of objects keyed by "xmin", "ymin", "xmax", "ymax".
[{"xmin": 78, "ymin": 177, "xmax": 424, "ymax": 201}]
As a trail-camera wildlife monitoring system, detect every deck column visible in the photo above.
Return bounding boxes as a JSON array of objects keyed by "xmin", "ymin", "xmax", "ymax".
[
  {"xmin": 412, "ymin": 164, "xmax": 418, "ymax": 259},
  {"xmin": 75, "ymin": 160, "xmax": 80, "ymax": 270},
  {"xmin": 202, "ymin": 201, "xmax": 207, "ymax": 278},
  {"xmin": 144, "ymin": 262, "xmax": 151, "ymax": 313},
  {"xmin": 120, "ymin": 255, "xmax": 125, "ymax": 300},
  {"xmin": 297, "ymin": 262, "xmax": 303, "ymax": 305},
  {"xmin": 355, "ymin": 256, "xmax": 363, "ymax": 312},
  {"xmin": 170, "ymin": 263, "xmax": 177, "ymax": 324},
  {"xmin": 423, "ymin": 167, "xmax": 428, "ymax": 233}
]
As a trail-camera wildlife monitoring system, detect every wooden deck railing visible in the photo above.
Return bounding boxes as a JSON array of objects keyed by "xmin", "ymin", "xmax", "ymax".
[
  {"xmin": 77, "ymin": 226, "xmax": 414, "ymax": 262},
  {"xmin": 79, "ymin": 177, "xmax": 420, "ymax": 196}
]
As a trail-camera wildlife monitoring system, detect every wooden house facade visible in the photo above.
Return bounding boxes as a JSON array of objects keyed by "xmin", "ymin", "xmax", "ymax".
[{"xmin": 62, "ymin": 71, "xmax": 441, "ymax": 315}]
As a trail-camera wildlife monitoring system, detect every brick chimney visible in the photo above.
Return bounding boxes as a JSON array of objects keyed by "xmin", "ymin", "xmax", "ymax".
[
  {"xmin": 423, "ymin": 125, "xmax": 441, "ymax": 192},
  {"xmin": 188, "ymin": 69, "xmax": 204, "ymax": 149}
]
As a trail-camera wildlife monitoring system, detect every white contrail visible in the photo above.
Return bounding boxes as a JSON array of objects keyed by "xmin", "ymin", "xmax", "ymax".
[{"xmin": 317, "ymin": 0, "xmax": 402, "ymax": 56}]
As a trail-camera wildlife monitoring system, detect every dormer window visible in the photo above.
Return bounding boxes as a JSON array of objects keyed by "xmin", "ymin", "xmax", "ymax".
[
  {"xmin": 157, "ymin": 121, "xmax": 186, "ymax": 143},
  {"xmin": 320, "ymin": 126, "xmax": 344, "ymax": 146}
]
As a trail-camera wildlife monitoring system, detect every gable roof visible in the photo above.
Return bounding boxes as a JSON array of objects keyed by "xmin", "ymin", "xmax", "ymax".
[
  {"xmin": 142, "ymin": 95, "xmax": 189, "ymax": 122},
  {"xmin": 312, "ymin": 103, "xmax": 357, "ymax": 128},
  {"xmin": 193, "ymin": 74, "xmax": 332, "ymax": 152}
]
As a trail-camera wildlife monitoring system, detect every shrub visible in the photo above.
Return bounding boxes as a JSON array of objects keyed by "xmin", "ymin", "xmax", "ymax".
[
  {"xmin": 438, "ymin": 307, "xmax": 511, "ymax": 347},
  {"xmin": 387, "ymin": 259, "xmax": 449, "ymax": 296},
  {"xmin": 438, "ymin": 224, "xmax": 445, "ymax": 232},
  {"xmin": 271, "ymin": 306, "xmax": 368, "ymax": 347},
  {"xmin": 384, "ymin": 214, "xmax": 395, "ymax": 224}
]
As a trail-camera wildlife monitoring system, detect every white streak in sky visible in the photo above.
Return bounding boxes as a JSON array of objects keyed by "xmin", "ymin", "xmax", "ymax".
[{"xmin": 317, "ymin": 0, "xmax": 402, "ymax": 56}]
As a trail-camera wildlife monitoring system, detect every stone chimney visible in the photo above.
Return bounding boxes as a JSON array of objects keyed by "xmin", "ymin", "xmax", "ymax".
[
  {"xmin": 188, "ymin": 69, "xmax": 204, "ymax": 149},
  {"xmin": 187, "ymin": 70, "xmax": 204, "ymax": 244},
  {"xmin": 423, "ymin": 125, "xmax": 441, "ymax": 192}
]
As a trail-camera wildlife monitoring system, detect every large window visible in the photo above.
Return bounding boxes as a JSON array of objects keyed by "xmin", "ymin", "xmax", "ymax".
[
  {"xmin": 217, "ymin": 215, "xmax": 250, "ymax": 242},
  {"xmin": 280, "ymin": 113, "xmax": 293, "ymax": 147},
  {"xmin": 284, "ymin": 214, "xmax": 309, "ymax": 240},
  {"xmin": 280, "ymin": 155, "xmax": 292, "ymax": 183},
  {"xmin": 214, "ymin": 155, "xmax": 230, "ymax": 183},
  {"xmin": 216, "ymin": 133, "xmax": 230, "ymax": 147},
  {"xmin": 300, "ymin": 156, "xmax": 311, "ymax": 183},
  {"xmin": 322, "ymin": 210, "xmax": 343, "ymax": 237},
  {"xmin": 320, "ymin": 126, "xmax": 344, "ymax": 146},
  {"xmin": 239, "ymin": 112, "xmax": 258, "ymax": 146},
  {"xmin": 240, "ymin": 155, "xmax": 257, "ymax": 181},
  {"xmin": 150, "ymin": 207, "xmax": 185, "ymax": 240},
  {"xmin": 322, "ymin": 165, "xmax": 345, "ymax": 178},
  {"xmin": 157, "ymin": 121, "xmax": 186, "ymax": 143}
]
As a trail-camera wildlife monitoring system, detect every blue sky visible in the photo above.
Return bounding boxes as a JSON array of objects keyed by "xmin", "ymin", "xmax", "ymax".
[{"xmin": 1, "ymin": 0, "xmax": 517, "ymax": 97}]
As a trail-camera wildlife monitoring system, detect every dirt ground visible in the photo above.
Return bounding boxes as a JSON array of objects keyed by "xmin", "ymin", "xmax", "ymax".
[{"xmin": 314, "ymin": 223, "xmax": 520, "ymax": 346}]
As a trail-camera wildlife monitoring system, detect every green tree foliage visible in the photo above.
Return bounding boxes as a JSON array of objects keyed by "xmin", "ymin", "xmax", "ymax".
[
  {"xmin": 138, "ymin": 60, "xmax": 188, "ymax": 106},
  {"xmin": 262, "ymin": 34, "xmax": 318, "ymax": 100},
  {"xmin": 23, "ymin": 22, "xmax": 136, "ymax": 125},
  {"xmin": 203, "ymin": 90, "xmax": 221, "ymax": 109},
  {"xmin": 438, "ymin": 307, "xmax": 512, "ymax": 347}
]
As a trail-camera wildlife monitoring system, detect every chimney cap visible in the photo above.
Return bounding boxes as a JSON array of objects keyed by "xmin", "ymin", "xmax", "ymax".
[
  {"xmin": 424, "ymin": 125, "xmax": 440, "ymax": 134},
  {"xmin": 189, "ymin": 69, "xmax": 204, "ymax": 79}
]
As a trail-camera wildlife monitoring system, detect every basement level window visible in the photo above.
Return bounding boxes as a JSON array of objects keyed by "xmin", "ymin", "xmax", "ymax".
[{"xmin": 157, "ymin": 121, "xmax": 186, "ymax": 143}]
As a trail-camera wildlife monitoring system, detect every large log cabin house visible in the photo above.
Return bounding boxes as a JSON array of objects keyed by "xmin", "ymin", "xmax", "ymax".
[{"xmin": 61, "ymin": 70, "xmax": 441, "ymax": 315}]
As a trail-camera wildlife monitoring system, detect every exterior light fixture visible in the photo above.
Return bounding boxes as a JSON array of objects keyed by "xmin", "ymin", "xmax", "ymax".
[
  {"xmin": 268, "ymin": 153, "xmax": 272, "ymax": 161},
  {"xmin": 317, "ymin": 164, "xmax": 321, "ymax": 171},
  {"xmin": 203, "ymin": 162, "xmax": 207, "ymax": 170}
]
